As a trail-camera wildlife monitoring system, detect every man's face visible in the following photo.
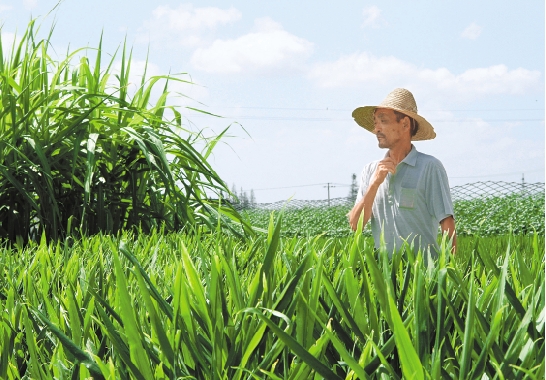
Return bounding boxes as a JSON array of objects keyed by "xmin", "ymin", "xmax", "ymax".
[{"xmin": 373, "ymin": 108, "xmax": 408, "ymax": 149}]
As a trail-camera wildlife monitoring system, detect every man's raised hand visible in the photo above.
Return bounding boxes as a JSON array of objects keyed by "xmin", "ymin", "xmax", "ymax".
[{"xmin": 370, "ymin": 157, "xmax": 396, "ymax": 187}]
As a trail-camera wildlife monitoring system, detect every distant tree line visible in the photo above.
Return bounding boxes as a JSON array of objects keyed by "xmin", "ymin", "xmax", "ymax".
[{"xmin": 230, "ymin": 184, "xmax": 256, "ymax": 208}]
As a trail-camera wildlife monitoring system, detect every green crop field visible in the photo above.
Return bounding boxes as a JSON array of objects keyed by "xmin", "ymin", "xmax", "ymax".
[
  {"xmin": 1, "ymin": 20, "xmax": 544, "ymax": 380},
  {"xmin": 243, "ymin": 205, "xmax": 360, "ymax": 238},
  {"xmin": 242, "ymin": 193, "xmax": 545, "ymax": 238},
  {"xmin": 0, "ymin": 223, "xmax": 544, "ymax": 378}
]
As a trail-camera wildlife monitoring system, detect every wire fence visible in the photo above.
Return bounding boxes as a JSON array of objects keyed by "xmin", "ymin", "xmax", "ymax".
[
  {"xmin": 450, "ymin": 181, "xmax": 544, "ymax": 201},
  {"xmin": 229, "ymin": 181, "xmax": 544, "ymax": 236},
  {"xmin": 231, "ymin": 181, "xmax": 544, "ymax": 211},
  {"xmin": 233, "ymin": 197, "xmax": 352, "ymax": 211}
]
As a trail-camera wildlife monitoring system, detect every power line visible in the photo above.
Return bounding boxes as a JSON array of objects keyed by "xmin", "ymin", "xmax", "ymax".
[
  {"xmin": 240, "ymin": 182, "xmax": 350, "ymax": 192},
  {"xmin": 184, "ymin": 113, "xmax": 544, "ymax": 123},
  {"xmin": 204, "ymin": 106, "xmax": 545, "ymax": 112},
  {"xmin": 242, "ymin": 183, "xmax": 332, "ymax": 191},
  {"xmin": 323, "ymin": 182, "xmax": 347, "ymax": 205},
  {"xmin": 238, "ymin": 170, "xmax": 544, "ymax": 192}
]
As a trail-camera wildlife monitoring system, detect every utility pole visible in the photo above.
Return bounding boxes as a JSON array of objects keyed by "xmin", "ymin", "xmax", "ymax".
[
  {"xmin": 324, "ymin": 183, "xmax": 336, "ymax": 206},
  {"xmin": 522, "ymin": 173, "xmax": 525, "ymax": 194}
]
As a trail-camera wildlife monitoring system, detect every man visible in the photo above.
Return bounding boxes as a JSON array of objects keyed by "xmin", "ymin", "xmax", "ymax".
[{"xmin": 348, "ymin": 88, "xmax": 456, "ymax": 259}]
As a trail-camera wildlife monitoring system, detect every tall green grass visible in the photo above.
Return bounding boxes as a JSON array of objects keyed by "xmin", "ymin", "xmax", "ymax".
[
  {"xmin": 0, "ymin": 218, "xmax": 543, "ymax": 378},
  {"xmin": 0, "ymin": 20, "xmax": 249, "ymax": 242}
]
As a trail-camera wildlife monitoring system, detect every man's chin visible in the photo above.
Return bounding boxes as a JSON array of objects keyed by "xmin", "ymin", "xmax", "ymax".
[{"xmin": 377, "ymin": 141, "xmax": 388, "ymax": 149}]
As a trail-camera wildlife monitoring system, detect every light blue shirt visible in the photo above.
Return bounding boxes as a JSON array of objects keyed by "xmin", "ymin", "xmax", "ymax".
[{"xmin": 355, "ymin": 145, "xmax": 454, "ymax": 258}]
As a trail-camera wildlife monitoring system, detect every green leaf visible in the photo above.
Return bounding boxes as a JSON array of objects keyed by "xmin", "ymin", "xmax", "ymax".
[
  {"xmin": 242, "ymin": 308, "xmax": 343, "ymax": 380},
  {"xmin": 29, "ymin": 307, "xmax": 104, "ymax": 379},
  {"xmin": 387, "ymin": 293, "xmax": 425, "ymax": 380},
  {"xmin": 112, "ymin": 245, "xmax": 155, "ymax": 379},
  {"xmin": 459, "ymin": 261, "xmax": 475, "ymax": 380}
]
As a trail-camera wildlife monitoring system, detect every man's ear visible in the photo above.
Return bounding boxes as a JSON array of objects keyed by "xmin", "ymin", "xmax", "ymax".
[{"xmin": 404, "ymin": 116, "xmax": 410, "ymax": 129}]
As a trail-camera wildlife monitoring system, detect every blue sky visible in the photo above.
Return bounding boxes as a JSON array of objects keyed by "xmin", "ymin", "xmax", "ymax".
[{"xmin": 3, "ymin": 0, "xmax": 544, "ymax": 202}]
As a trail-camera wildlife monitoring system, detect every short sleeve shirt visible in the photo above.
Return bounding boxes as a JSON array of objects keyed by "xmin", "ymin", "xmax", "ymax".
[{"xmin": 355, "ymin": 145, "xmax": 454, "ymax": 258}]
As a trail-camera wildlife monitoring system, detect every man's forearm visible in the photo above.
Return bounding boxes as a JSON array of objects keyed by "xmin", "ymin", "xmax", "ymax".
[
  {"xmin": 349, "ymin": 183, "xmax": 379, "ymax": 230},
  {"xmin": 440, "ymin": 216, "xmax": 457, "ymax": 254},
  {"xmin": 349, "ymin": 158, "xmax": 394, "ymax": 231}
]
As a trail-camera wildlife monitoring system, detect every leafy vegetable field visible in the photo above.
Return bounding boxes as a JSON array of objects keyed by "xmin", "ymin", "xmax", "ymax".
[
  {"xmin": 0, "ymin": 220, "xmax": 543, "ymax": 379},
  {"xmin": 243, "ymin": 205, "xmax": 363, "ymax": 237},
  {"xmin": 242, "ymin": 193, "xmax": 545, "ymax": 237}
]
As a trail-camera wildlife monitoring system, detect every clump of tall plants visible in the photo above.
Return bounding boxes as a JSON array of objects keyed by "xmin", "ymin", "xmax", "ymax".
[{"xmin": 0, "ymin": 20, "xmax": 248, "ymax": 242}]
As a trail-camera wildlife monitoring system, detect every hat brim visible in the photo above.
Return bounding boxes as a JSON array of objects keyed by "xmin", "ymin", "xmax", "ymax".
[{"xmin": 352, "ymin": 106, "xmax": 436, "ymax": 141}]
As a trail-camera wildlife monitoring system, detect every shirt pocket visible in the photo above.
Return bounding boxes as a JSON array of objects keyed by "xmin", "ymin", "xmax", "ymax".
[{"xmin": 399, "ymin": 187, "xmax": 415, "ymax": 209}]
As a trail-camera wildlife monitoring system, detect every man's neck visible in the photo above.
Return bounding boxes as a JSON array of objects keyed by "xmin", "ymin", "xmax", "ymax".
[{"xmin": 387, "ymin": 143, "xmax": 413, "ymax": 166}]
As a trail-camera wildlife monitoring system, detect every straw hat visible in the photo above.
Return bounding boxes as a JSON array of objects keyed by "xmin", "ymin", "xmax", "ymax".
[{"xmin": 352, "ymin": 88, "xmax": 436, "ymax": 141}]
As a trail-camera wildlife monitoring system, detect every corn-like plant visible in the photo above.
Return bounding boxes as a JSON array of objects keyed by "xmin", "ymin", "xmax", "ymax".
[
  {"xmin": 0, "ymin": 20, "xmax": 250, "ymax": 242},
  {"xmin": 0, "ymin": 216, "xmax": 543, "ymax": 378}
]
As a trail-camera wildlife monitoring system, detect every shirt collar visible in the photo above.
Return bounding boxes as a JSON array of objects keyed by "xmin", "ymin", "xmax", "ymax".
[
  {"xmin": 383, "ymin": 145, "xmax": 418, "ymax": 166},
  {"xmin": 400, "ymin": 145, "xmax": 418, "ymax": 167}
]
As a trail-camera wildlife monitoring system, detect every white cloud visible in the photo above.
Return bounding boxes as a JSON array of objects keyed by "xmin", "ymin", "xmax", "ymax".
[
  {"xmin": 362, "ymin": 6, "xmax": 386, "ymax": 28},
  {"xmin": 418, "ymin": 65, "xmax": 541, "ymax": 96},
  {"xmin": 139, "ymin": 4, "xmax": 241, "ymax": 47},
  {"xmin": 309, "ymin": 52, "xmax": 541, "ymax": 101},
  {"xmin": 23, "ymin": 0, "xmax": 37, "ymax": 10},
  {"xmin": 309, "ymin": 52, "xmax": 414, "ymax": 87},
  {"xmin": 461, "ymin": 22, "xmax": 483, "ymax": 40},
  {"xmin": 190, "ymin": 17, "xmax": 313, "ymax": 75},
  {"xmin": 0, "ymin": 3, "xmax": 12, "ymax": 12}
]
